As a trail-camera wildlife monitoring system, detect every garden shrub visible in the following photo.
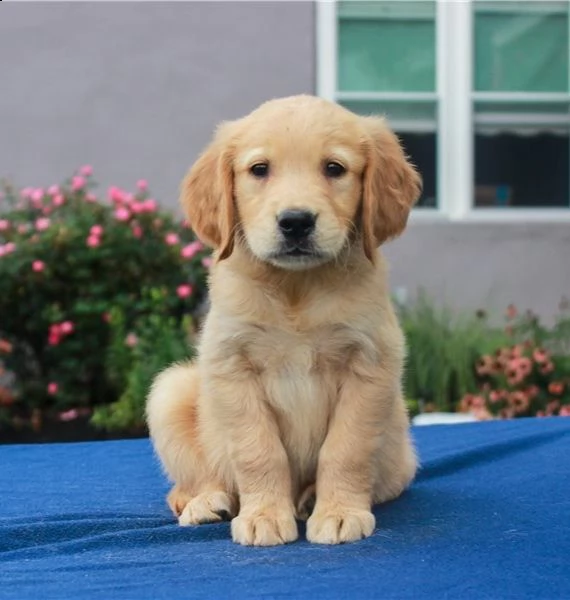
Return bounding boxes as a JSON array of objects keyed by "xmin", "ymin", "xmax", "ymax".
[
  {"xmin": 0, "ymin": 167, "xmax": 211, "ymax": 434},
  {"xmin": 460, "ymin": 303, "xmax": 570, "ymax": 419},
  {"xmin": 398, "ymin": 292, "xmax": 509, "ymax": 413}
]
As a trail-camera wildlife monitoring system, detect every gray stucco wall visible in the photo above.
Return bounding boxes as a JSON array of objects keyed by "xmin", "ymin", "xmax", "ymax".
[
  {"xmin": 0, "ymin": 1, "xmax": 315, "ymax": 206},
  {"xmin": 1, "ymin": 1, "xmax": 568, "ymax": 320},
  {"xmin": 384, "ymin": 222, "xmax": 570, "ymax": 322}
]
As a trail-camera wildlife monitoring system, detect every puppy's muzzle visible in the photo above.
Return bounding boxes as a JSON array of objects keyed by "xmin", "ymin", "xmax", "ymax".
[{"xmin": 277, "ymin": 210, "xmax": 317, "ymax": 243}]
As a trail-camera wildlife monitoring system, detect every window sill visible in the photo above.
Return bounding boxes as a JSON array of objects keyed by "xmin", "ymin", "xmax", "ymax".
[{"xmin": 409, "ymin": 208, "xmax": 570, "ymax": 223}]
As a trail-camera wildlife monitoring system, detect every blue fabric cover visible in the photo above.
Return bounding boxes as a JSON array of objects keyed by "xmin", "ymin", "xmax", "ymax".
[{"xmin": 1, "ymin": 418, "xmax": 569, "ymax": 599}]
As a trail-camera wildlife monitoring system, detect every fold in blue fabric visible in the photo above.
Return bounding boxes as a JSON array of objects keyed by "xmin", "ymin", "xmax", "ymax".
[{"xmin": 1, "ymin": 418, "xmax": 569, "ymax": 600}]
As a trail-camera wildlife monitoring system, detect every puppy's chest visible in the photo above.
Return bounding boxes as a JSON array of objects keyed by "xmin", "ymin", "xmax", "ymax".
[{"xmin": 239, "ymin": 323, "xmax": 361, "ymax": 406}]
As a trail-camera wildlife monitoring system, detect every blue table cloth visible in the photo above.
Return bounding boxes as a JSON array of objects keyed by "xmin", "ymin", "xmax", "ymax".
[{"xmin": 1, "ymin": 418, "xmax": 569, "ymax": 599}]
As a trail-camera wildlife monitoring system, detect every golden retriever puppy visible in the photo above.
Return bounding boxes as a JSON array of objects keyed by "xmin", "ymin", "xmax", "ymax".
[{"xmin": 146, "ymin": 95, "xmax": 421, "ymax": 546}]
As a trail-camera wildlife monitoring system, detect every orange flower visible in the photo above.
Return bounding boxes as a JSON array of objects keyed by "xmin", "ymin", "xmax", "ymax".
[
  {"xmin": 509, "ymin": 391, "xmax": 530, "ymax": 414},
  {"xmin": 471, "ymin": 406, "xmax": 493, "ymax": 421},
  {"xmin": 540, "ymin": 362, "xmax": 555, "ymax": 375},
  {"xmin": 476, "ymin": 355, "xmax": 495, "ymax": 376},
  {"xmin": 489, "ymin": 390, "xmax": 506, "ymax": 403},
  {"xmin": 459, "ymin": 394, "xmax": 474, "ymax": 412},
  {"xmin": 548, "ymin": 382, "xmax": 564, "ymax": 395},
  {"xmin": 0, "ymin": 339, "xmax": 13, "ymax": 354},
  {"xmin": 533, "ymin": 348, "xmax": 549, "ymax": 364}
]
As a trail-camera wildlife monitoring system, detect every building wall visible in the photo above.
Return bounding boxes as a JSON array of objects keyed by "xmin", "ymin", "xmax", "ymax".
[
  {"xmin": 1, "ymin": 1, "xmax": 568, "ymax": 320},
  {"xmin": 384, "ymin": 222, "xmax": 570, "ymax": 321},
  {"xmin": 0, "ymin": 1, "xmax": 315, "ymax": 206}
]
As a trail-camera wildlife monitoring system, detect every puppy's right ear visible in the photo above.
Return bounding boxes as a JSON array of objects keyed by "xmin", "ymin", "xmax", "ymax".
[{"xmin": 180, "ymin": 121, "xmax": 237, "ymax": 260}]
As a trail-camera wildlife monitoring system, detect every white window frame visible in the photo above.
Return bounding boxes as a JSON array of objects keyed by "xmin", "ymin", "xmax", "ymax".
[{"xmin": 316, "ymin": 0, "xmax": 570, "ymax": 223}]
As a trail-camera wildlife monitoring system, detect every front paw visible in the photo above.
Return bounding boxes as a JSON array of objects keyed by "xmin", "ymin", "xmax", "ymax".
[
  {"xmin": 231, "ymin": 506, "xmax": 298, "ymax": 546},
  {"xmin": 306, "ymin": 505, "xmax": 375, "ymax": 544}
]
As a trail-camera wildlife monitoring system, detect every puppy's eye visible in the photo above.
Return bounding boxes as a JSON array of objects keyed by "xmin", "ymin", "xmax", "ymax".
[
  {"xmin": 324, "ymin": 161, "xmax": 346, "ymax": 178},
  {"xmin": 250, "ymin": 163, "xmax": 269, "ymax": 178}
]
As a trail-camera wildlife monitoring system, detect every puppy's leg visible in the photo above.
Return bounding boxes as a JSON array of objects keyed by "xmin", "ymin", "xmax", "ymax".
[
  {"xmin": 208, "ymin": 374, "xmax": 298, "ymax": 546},
  {"xmin": 307, "ymin": 364, "xmax": 399, "ymax": 545},
  {"xmin": 146, "ymin": 362, "xmax": 237, "ymax": 525},
  {"xmin": 372, "ymin": 398, "xmax": 417, "ymax": 505}
]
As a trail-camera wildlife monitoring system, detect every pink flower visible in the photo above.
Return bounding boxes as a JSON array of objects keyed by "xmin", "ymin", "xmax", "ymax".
[
  {"xmin": 0, "ymin": 242, "xmax": 16, "ymax": 256},
  {"xmin": 52, "ymin": 194, "xmax": 65, "ymax": 207},
  {"xmin": 86, "ymin": 193, "xmax": 97, "ymax": 203},
  {"xmin": 125, "ymin": 333, "xmax": 138, "ymax": 348},
  {"xmin": 71, "ymin": 176, "xmax": 86, "ymax": 191},
  {"xmin": 86, "ymin": 235, "xmax": 100, "ymax": 248},
  {"xmin": 60, "ymin": 321, "xmax": 74, "ymax": 335},
  {"xmin": 181, "ymin": 240, "xmax": 204, "ymax": 259},
  {"xmin": 132, "ymin": 225, "xmax": 143, "ymax": 238},
  {"xmin": 32, "ymin": 260, "xmax": 45, "ymax": 272},
  {"xmin": 17, "ymin": 224, "xmax": 29, "ymax": 235},
  {"xmin": 59, "ymin": 409, "xmax": 80, "ymax": 422},
  {"xmin": 79, "ymin": 165, "xmax": 93, "ymax": 177},
  {"xmin": 47, "ymin": 185, "xmax": 60, "ymax": 196},
  {"xmin": 165, "ymin": 232, "xmax": 180, "ymax": 246},
  {"xmin": 108, "ymin": 186, "xmax": 126, "ymax": 204},
  {"xmin": 142, "ymin": 198, "xmax": 157, "ymax": 213},
  {"xmin": 136, "ymin": 179, "xmax": 148, "ymax": 191},
  {"xmin": 90, "ymin": 225, "xmax": 104, "ymax": 237},
  {"xmin": 201, "ymin": 256, "xmax": 213, "ymax": 269},
  {"xmin": 559, "ymin": 405, "xmax": 570, "ymax": 417},
  {"xmin": 20, "ymin": 187, "xmax": 33, "ymax": 199},
  {"xmin": 130, "ymin": 201, "xmax": 145, "ymax": 214},
  {"xmin": 47, "ymin": 382, "xmax": 58, "ymax": 396},
  {"xmin": 0, "ymin": 219, "xmax": 10, "ymax": 231},
  {"xmin": 114, "ymin": 207, "xmax": 131, "ymax": 222},
  {"xmin": 35, "ymin": 218, "xmax": 51, "ymax": 231},
  {"xmin": 31, "ymin": 188, "xmax": 44, "ymax": 203},
  {"xmin": 102, "ymin": 313, "xmax": 111, "ymax": 323},
  {"xmin": 176, "ymin": 284, "xmax": 193, "ymax": 298}
]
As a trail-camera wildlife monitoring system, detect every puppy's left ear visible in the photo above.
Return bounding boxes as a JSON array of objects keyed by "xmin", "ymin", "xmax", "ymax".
[{"xmin": 360, "ymin": 116, "xmax": 422, "ymax": 262}]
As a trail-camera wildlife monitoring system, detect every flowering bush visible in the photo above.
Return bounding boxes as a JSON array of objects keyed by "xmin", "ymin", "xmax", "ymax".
[
  {"xmin": 460, "ymin": 303, "xmax": 570, "ymax": 420},
  {"xmin": 0, "ymin": 168, "xmax": 211, "ymax": 434},
  {"xmin": 397, "ymin": 292, "xmax": 509, "ymax": 413}
]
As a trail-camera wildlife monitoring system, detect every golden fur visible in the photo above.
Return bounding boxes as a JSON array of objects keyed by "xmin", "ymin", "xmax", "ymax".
[{"xmin": 146, "ymin": 95, "xmax": 422, "ymax": 546}]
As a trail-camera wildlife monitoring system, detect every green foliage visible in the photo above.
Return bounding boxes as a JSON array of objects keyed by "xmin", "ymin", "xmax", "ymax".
[
  {"xmin": 91, "ymin": 304, "xmax": 194, "ymax": 431},
  {"xmin": 398, "ymin": 291, "xmax": 509, "ymax": 413},
  {"xmin": 0, "ymin": 169, "xmax": 210, "ymax": 432}
]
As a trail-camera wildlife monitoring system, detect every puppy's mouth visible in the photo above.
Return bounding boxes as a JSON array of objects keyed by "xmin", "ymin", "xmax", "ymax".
[{"xmin": 267, "ymin": 242, "xmax": 328, "ymax": 270}]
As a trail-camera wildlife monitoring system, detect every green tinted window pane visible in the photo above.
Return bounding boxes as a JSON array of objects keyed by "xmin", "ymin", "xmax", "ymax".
[
  {"xmin": 340, "ymin": 100, "xmax": 438, "ymax": 208},
  {"xmin": 475, "ymin": 102, "xmax": 570, "ymax": 115},
  {"xmin": 341, "ymin": 100, "xmax": 436, "ymax": 123},
  {"xmin": 474, "ymin": 1, "xmax": 569, "ymax": 92},
  {"xmin": 338, "ymin": 1, "xmax": 436, "ymax": 92}
]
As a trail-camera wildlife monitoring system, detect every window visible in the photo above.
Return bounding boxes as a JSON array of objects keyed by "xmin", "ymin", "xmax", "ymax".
[
  {"xmin": 317, "ymin": 0, "xmax": 570, "ymax": 219},
  {"xmin": 473, "ymin": 1, "xmax": 569, "ymax": 208},
  {"xmin": 335, "ymin": 1, "xmax": 438, "ymax": 208}
]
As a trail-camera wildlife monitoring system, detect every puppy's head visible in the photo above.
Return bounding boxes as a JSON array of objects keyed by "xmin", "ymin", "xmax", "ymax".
[{"xmin": 181, "ymin": 95, "xmax": 421, "ymax": 269}]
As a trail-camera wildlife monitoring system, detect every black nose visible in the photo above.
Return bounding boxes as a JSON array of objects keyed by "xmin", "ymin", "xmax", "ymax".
[{"xmin": 277, "ymin": 210, "xmax": 316, "ymax": 239}]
